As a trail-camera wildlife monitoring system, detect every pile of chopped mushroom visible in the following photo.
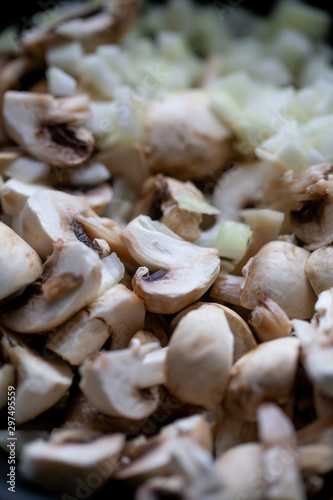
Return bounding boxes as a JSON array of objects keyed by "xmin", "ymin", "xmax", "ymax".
[{"xmin": 2, "ymin": 0, "xmax": 333, "ymax": 499}]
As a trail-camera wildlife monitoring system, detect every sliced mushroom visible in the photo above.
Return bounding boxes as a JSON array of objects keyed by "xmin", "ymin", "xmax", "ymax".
[
  {"xmin": 165, "ymin": 304, "xmax": 233, "ymax": 410},
  {"xmin": 120, "ymin": 215, "xmax": 220, "ymax": 313},
  {"xmin": 160, "ymin": 414, "xmax": 214, "ymax": 454},
  {"xmin": 0, "ymin": 56, "xmax": 44, "ymax": 144},
  {"xmin": 213, "ymin": 160, "xmax": 277, "ymax": 221},
  {"xmin": 134, "ymin": 174, "xmax": 205, "ymax": 242},
  {"xmin": 223, "ymin": 337, "xmax": 300, "ymax": 421},
  {"xmin": 0, "ymin": 239, "xmax": 102, "ymax": 333},
  {"xmin": 299, "ymin": 443, "xmax": 333, "ymax": 477},
  {"xmin": 297, "ymin": 418, "xmax": 333, "ymax": 448},
  {"xmin": 257, "ymin": 403, "xmax": 306, "ymax": 500},
  {"xmin": 215, "ymin": 442, "xmax": 264, "ymax": 500},
  {"xmin": 1, "ymin": 329, "xmax": 73, "ymax": 424},
  {"xmin": 240, "ymin": 241, "xmax": 317, "ymax": 320},
  {"xmin": 0, "ymin": 221, "xmax": 43, "ymax": 300},
  {"xmin": 79, "ymin": 339, "xmax": 166, "ymax": 420},
  {"xmin": 0, "ymin": 363, "xmax": 15, "ymax": 409},
  {"xmin": 19, "ymin": 188, "xmax": 129, "ymax": 261},
  {"xmin": 46, "ymin": 283, "xmax": 145, "ymax": 365},
  {"xmin": 249, "ymin": 294, "xmax": 293, "ymax": 342},
  {"xmin": 22, "ymin": 0, "xmax": 138, "ymax": 58},
  {"xmin": 142, "ymin": 90, "xmax": 233, "ymax": 180},
  {"xmin": 210, "ymin": 272, "xmax": 244, "ymax": 307},
  {"xmin": 305, "ymin": 246, "xmax": 333, "ymax": 295},
  {"xmin": 20, "ymin": 433, "xmax": 125, "ymax": 494},
  {"xmin": 3, "ymin": 91, "xmax": 94, "ymax": 167},
  {"xmin": 232, "ymin": 208, "xmax": 284, "ymax": 275}
]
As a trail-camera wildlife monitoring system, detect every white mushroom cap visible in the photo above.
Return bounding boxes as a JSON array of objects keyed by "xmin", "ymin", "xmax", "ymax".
[
  {"xmin": 1, "ymin": 239, "xmax": 102, "ymax": 333},
  {"xmin": 224, "ymin": 337, "xmax": 300, "ymax": 421},
  {"xmin": 3, "ymin": 91, "xmax": 94, "ymax": 167},
  {"xmin": 143, "ymin": 90, "xmax": 232, "ymax": 180},
  {"xmin": 46, "ymin": 283, "xmax": 145, "ymax": 365},
  {"xmin": 1, "ymin": 329, "xmax": 73, "ymax": 424},
  {"xmin": 20, "ymin": 434, "xmax": 125, "ymax": 494},
  {"xmin": 240, "ymin": 240, "xmax": 317, "ymax": 320},
  {"xmin": 165, "ymin": 304, "xmax": 234, "ymax": 409},
  {"xmin": 79, "ymin": 340, "xmax": 166, "ymax": 420},
  {"xmin": 0, "ymin": 221, "xmax": 43, "ymax": 300},
  {"xmin": 0, "ymin": 363, "xmax": 15, "ymax": 409},
  {"xmin": 120, "ymin": 215, "xmax": 220, "ymax": 314}
]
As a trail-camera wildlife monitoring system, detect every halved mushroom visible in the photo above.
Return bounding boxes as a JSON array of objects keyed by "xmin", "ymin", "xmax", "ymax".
[
  {"xmin": 120, "ymin": 215, "xmax": 220, "ymax": 314},
  {"xmin": 210, "ymin": 272, "xmax": 244, "ymax": 307},
  {"xmin": 249, "ymin": 294, "xmax": 293, "ymax": 342},
  {"xmin": 20, "ymin": 433, "xmax": 125, "ymax": 494},
  {"xmin": 0, "ymin": 239, "xmax": 102, "ymax": 333},
  {"xmin": 232, "ymin": 208, "xmax": 284, "ymax": 275},
  {"xmin": 22, "ymin": 0, "xmax": 138, "ymax": 58},
  {"xmin": 19, "ymin": 188, "xmax": 130, "ymax": 262},
  {"xmin": 240, "ymin": 240, "xmax": 317, "ymax": 320},
  {"xmin": 1, "ymin": 329, "xmax": 73, "ymax": 424},
  {"xmin": 0, "ymin": 363, "xmax": 15, "ymax": 409},
  {"xmin": 305, "ymin": 246, "xmax": 333, "ymax": 295},
  {"xmin": 165, "ymin": 304, "xmax": 234, "ymax": 410},
  {"xmin": 223, "ymin": 337, "xmax": 300, "ymax": 421},
  {"xmin": 0, "ymin": 221, "xmax": 43, "ymax": 300},
  {"xmin": 159, "ymin": 414, "xmax": 214, "ymax": 454},
  {"xmin": 142, "ymin": 90, "xmax": 233, "ymax": 180},
  {"xmin": 79, "ymin": 339, "xmax": 166, "ymax": 420},
  {"xmin": 46, "ymin": 282, "xmax": 145, "ymax": 365},
  {"xmin": 257, "ymin": 403, "xmax": 306, "ymax": 500},
  {"xmin": 3, "ymin": 91, "xmax": 94, "ymax": 167},
  {"xmin": 134, "ymin": 174, "xmax": 207, "ymax": 242},
  {"xmin": 213, "ymin": 160, "xmax": 277, "ymax": 221},
  {"xmin": 215, "ymin": 442, "xmax": 264, "ymax": 500},
  {"xmin": 135, "ymin": 437, "xmax": 222, "ymax": 500}
]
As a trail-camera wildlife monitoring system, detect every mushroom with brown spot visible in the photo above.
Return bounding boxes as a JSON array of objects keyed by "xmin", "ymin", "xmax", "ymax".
[
  {"xmin": 120, "ymin": 215, "xmax": 220, "ymax": 314},
  {"xmin": 3, "ymin": 91, "xmax": 94, "ymax": 167}
]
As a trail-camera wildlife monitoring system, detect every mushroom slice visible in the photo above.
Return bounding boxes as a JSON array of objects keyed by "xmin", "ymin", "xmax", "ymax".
[
  {"xmin": 3, "ymin": 91, "xmax": 94, "ymax": 167},
  {"xmin": 240, "ymin": 241, "xmax": 316, "ymax": 320},
  {"xmin": 232, "ymin": 208, "xmax": 284, "ymax": 275},
  {"xmin": 20, "ymin": 189, "xmax": 128, "ymax": 261},
  {"xmin": 120, "ymin": 215, "xmax": 220, "ymax": 314},
  {"xmin": 215, "ymin": 443, "xmax": 263, "ymax": 500},
  {"xmin": 0, "ymin": 179, "xmax": 48, "ymax": 216},
  {"xmin": 305, "ymin": 246, "xmax": 333, "ymax": 295},
  {"xmin": 0, "ymin": 239, "xmax": 102, "ymax": 333},
  {"xmin": 79, "ymin": 339, "xmax": 166, "ymax": 420},
  {"xmin": 61, "ymin": 182, "xmax": 113, "ymax": 216},
  {"xmin": 0, "ymin": 363, "xmax": 15, "ymax": 409},
  {"xmin": 223, "ymin": 337, "xmax": 300, "ymax": 421},
  {"xmin": 46, "ymin": 283, "xmax": 145, "ymax": 365},
  {"xmin": 210, "ymin": 272, "xmax": 244, "ymax": 307},
  {"xmin": 299, "ymin": 443, "xmax": 333, "ymax": 477},
  {"xmin": 134, "ymin": 174, "xmax": 206, "ymax": 242},
  {"xmin": 165, "ymin": 304, "xmax": 234, "ymax": 410},
  {"xmin": 1, "ymin": 329, "xmax": 73, "ymax": 424},
  {"xmin": 297, "ymin": 418, "xmax": 333, "ymax": 448},
  {"xmin": 257, "ymin": 403, "xmax": 306, "ymax": 500},
  {"xmin": 249, "ymin": 294, "xmax": 293, "ymax": 342},
  {"xmin": 20, "ymin": 433, "xmax": 125, "ymax": 494},
  {"xmin": 0, "ymin": 221, "xmax": 43, "ymax": 300},
  {"xmin": 160, "ymin": 414, "xmax": 214, "ymax": 454},
  {"xmin": 213, "ymin": 160, "xmax": 277, "ymax": 221},
  {"xmin": 142, "ymin": 90, "xmax": 233, "ymax": 180}
]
